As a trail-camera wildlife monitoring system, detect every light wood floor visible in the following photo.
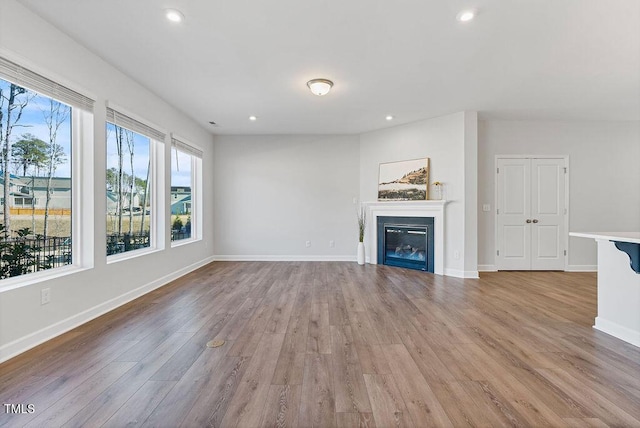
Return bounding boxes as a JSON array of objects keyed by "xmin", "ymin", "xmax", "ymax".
[{"xmin": 1, "ymin": 262, "xmax": 640, "ymax": 427}]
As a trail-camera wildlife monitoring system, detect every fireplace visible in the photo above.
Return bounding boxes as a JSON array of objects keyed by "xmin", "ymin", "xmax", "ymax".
[
  {"xmin": 377, "ymin": 216, "xmax": 434, "ymax": 272},
  {"xmin": 363, "ymin": 200, "xmax": 446, "ymax": 275}
]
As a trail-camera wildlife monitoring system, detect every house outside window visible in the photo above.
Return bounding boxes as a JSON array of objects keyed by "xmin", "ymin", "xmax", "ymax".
[{"xmin": 14, "ymin": 197, "xmax": 36, "ymax": 206}]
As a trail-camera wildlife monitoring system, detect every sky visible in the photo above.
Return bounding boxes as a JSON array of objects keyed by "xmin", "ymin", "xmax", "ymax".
[
  {"xmin": 1, "ymin": 78, "xmax": 191, "ymax": 187},
  {"xmin": 171, "ymin": 148, "xmax": 191, "ymax": 187},
  {"xmin": 106, "ymin": 122, "xmax": 151, "ymax": 183},
  {"xmin": 105, "ymin": 124, "xmax": 192, "ymax": 187},
  {"xmin": 0, "ymin": 78, "xmax": 72, "ymax": 177}
]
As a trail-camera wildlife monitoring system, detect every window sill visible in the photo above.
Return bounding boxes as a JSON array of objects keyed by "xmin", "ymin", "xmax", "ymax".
[
  {"xmin": 0, "ymin": 264, "xmax": 93, "ymax": 293},
  {"xmin": 106, "ymin": 246, "xmax": 162, "ymax": 265},
  {"xmin": 170, "ymin": 237, "xmax": 201, "ymax": 248}
]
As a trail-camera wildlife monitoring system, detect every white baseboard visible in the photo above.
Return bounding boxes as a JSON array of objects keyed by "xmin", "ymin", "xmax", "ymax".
[
  {"xmin": 594, "ymin": 317, "xmax": 640, "ymax": 348},
  {"xmin": 444, "ymin": 268, "xmax": 479, "ymax": 279},
  {"xmin": 0, "ymin": 256, "xmax": 215, "ymax": 364},
  {"xmin": 566, "ymin": 264, "xmax": 597, "ymax": 272},
  {"xmin": 213, "ymin": 255, "xmax": 356, "ymax": 262},
  {"xmin": 476, "ymin": 265, "xmax": 596, "ymax": 272}
]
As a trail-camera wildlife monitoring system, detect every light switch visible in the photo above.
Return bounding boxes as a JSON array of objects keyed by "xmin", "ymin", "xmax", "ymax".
[{"xmin": 482, "ymin": 204, "xmax": 491, "ymax": 212}]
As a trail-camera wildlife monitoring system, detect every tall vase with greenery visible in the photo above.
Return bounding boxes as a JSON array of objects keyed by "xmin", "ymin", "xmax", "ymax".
[{"xmin": 357, "ymin": 205, "xmax": 366, "ymax": 265}]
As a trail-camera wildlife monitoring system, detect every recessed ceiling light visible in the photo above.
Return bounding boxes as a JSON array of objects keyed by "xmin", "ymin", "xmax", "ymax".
[
  {"xmin": 456, "ymin": 9, "xmax": 476, "ymax": 22},
  {"xmin": 385, "ymin": 115, "xmax": 394, "ymax": 121},
  {"xmin": 165, "ymin": 9, "xmax": 185, "ymax": 23},
  {"xmin": 249, "ymin": 115, "xmax": 257, "ymax": 121}
]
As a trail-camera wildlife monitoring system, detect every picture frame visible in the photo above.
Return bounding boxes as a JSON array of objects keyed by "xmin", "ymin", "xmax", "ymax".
[{"xmin": 378, "ymin": 157, "xmax": 429, "ymax": 201}]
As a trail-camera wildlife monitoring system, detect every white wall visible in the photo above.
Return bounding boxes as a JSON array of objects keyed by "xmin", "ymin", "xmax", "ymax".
[
  {"xmin": 0, "ymin": 0, "xmax": 215, "ymax": 361},
  {"xmin": 463, "ymin": 112, "xmax": 479, "ymax": 274},
  {"xmin": 478, "ymin": 120, "xmax": 640, "ymax": 270},
  {"xmin": 359, "ymin": 111, "xmax": 479, "ymax": 277},
  {"xmin": 212, "ymin": 135, "xmax": 360, "ymax": 259}
]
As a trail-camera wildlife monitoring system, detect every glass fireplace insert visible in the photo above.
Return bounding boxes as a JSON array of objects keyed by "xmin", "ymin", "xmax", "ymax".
[{"xmin": 377, "ymin": 216, "xmax": 434, "ymax": 272}]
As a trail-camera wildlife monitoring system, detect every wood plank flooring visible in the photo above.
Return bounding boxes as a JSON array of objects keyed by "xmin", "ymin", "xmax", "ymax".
[{"xmin": 2, "ymin": 262, "xmax": 640, "ymax": 427}]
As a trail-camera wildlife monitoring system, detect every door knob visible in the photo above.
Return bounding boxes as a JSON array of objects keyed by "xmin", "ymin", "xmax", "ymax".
[
  {"xmin": 532, "ymin": 219, "xmax": 539, "ymax": 223},
  {"xmin": 526, "ymin": 219, "xmax": 532, "ymax": 223}
]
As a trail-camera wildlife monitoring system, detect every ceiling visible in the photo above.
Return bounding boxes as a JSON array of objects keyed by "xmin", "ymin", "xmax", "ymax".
[{"xmin": 19, "ymin": 0, "xmax": 640, "ymax": 135}]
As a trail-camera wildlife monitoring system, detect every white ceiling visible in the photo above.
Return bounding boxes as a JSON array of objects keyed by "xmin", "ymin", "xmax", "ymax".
[{"xmin": 19, "ymin": 0, "xmax": 640, "ymax": 135}]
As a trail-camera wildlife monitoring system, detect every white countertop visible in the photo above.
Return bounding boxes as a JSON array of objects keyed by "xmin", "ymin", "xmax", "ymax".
[{"xmin": 570, "ymin": 232, "xmax": 640, "ymax": 244}]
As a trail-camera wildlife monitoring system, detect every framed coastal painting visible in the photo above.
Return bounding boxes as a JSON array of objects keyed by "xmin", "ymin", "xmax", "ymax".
[{"xmin": 378, "ymin": 158, "xmax": 429, "ymax": 201}]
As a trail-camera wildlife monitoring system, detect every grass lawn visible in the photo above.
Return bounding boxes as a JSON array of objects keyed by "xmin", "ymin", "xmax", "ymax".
[{"xmin": 8, "ymin": 214, "xmax": 71, "ymax": 237}]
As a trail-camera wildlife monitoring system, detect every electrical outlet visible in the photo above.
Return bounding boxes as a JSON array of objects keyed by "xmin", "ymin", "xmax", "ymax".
[
  {"xmin": 329, "ymin": 240, "xmax": 335, "ymax": 248},
  {"xmin": 482, "ymin": 204, "xmax": 490, "ymax": 212},
  {"xmin": 305, "ymin": 241, "xmax": 311, "ymax": 248},
  {"xmin": 454, "ymin": 250, "xmax": 460, "ymax": 260},
  {"xmin": 353, "ymin": 197, "xmax": 357, "ymax": 204},
  {"xmin": 41, "ymin": 288, "xmax": 51, "ymax": 305}
]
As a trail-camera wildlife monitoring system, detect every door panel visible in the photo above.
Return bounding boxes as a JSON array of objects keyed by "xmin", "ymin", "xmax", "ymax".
[
  {"xmin": 535, "ymin": 225, "xmax": 559, "ymax": 258},
  {"xmin": 504, "ymin": 165, "xmax": 527, "ymax": 215},
  {"xmin": 536, "ymin": 164, "xmax": 560, "ymax": 214},
  {"xmin": 531, "ymin": 159, "xmax": 565, "ymax": 270},
  {"xmin": 504, "ymin": 226, "xmax": 527, "ymax": 258},
  {"xmin": 497, "ymin": 159, "xmax": 531, "ymax": 270}
]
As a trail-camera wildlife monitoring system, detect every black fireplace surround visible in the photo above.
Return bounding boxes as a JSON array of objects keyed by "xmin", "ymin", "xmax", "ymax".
[{"xmin": 377, "ymin": 216, "xmax": 434, "ymax": 272}]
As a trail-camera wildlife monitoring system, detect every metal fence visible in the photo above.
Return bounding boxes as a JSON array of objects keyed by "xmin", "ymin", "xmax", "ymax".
[
  {"xmin": 0, "ymin": 232, "xmax": 154, "ymax": 279},
  {"xmin": 0, "ymin": 236, "xmax": 72, "ymax": 279},
  {"xmin": 106, "ymin": 232, "xmax": 150, "ymax": 256},
  {"xmin": 171, "ymin": 230, "xmax": 191, "ymax": 241}
]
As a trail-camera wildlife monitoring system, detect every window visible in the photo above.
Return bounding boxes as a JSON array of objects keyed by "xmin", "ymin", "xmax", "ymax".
[
  {"xmin": 0, "ymin": 56, "xmax": 94, "ymax": 281},
  {"xmin": 14, "ymin": 197, "xmax": 36, "ymax": 206},
  {"xmin": 106, "ymin": 107, "xmax": 164, "ymax": 257},
  {"xmin": 171, "ymin": 137, "xmax": 202, "ymax": 243}
]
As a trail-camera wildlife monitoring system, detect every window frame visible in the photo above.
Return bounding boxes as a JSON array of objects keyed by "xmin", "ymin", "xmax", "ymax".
[
  {"xmin": 0, "ymin": 57, "xmax": 95, "ymax": 291},
  {"xmin": 170, "ymin": 136, "xmax": 202, "ymax": 247},
  {"xmin": 105, "ymin": 104, "xmax": 166, "ymax": 263}
]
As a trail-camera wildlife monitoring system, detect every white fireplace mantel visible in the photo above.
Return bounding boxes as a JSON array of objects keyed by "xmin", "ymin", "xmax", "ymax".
[{"xmin": 363, "ymin": 200, "xmax": 447, "ymax": 275}]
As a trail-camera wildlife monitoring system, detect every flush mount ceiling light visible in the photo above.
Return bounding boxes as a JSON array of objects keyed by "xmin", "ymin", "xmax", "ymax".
[
  {"xmin": 249, "ymin": 115, "xmax": 257, "ymax": 121},
  {"xmin": 165, "ymin": 8, "xmax": 185, "ymax": 23},
  {"xmin": 385, "ymin": 115, "xmax": 394, "ymax": 121},
  {"xmin": 456, "ymin": 9, "xmax": 476, "ymax": 22},
  {"xmin": 306, "ymin": 79, "xmax": 333, "ymax": 96}
]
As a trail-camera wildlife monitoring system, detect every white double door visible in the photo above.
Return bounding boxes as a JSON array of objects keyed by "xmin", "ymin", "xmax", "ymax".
[{"xmin": 496, "ymin": 157, "xmax": 566, "ymax": 270}]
